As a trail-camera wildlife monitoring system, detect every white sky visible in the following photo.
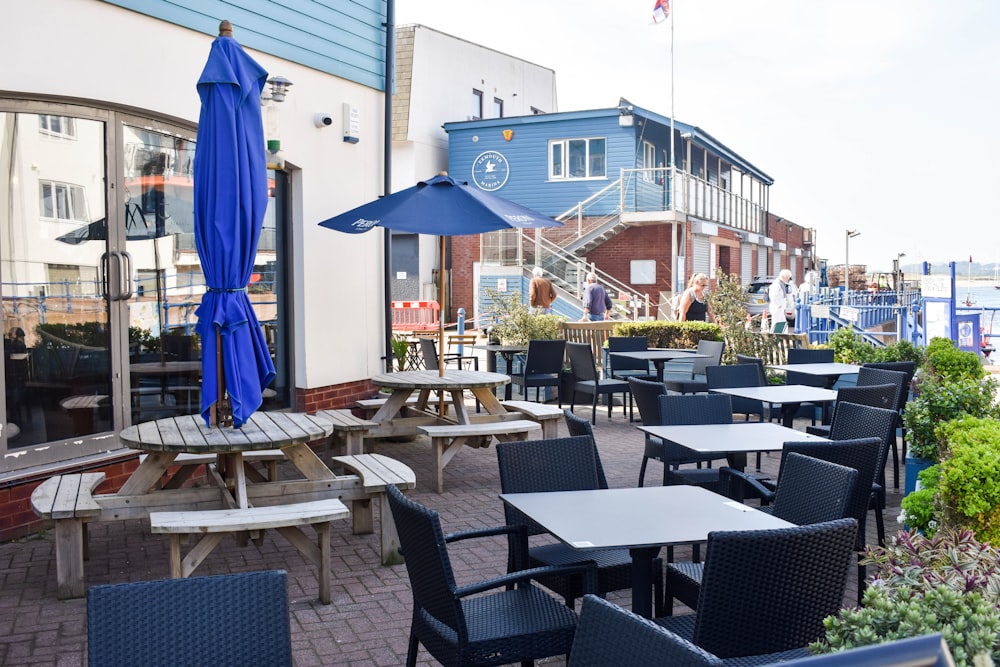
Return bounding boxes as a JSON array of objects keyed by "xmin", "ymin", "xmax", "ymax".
[{"xmin": 395, "ymin": 0, "xmax": 1000, "ymax": 272}]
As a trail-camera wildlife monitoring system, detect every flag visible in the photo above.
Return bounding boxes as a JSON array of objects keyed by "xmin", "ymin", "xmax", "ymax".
[{"xmin": 652, "ymin": 0, "xmax": 669, "ymax": 24}]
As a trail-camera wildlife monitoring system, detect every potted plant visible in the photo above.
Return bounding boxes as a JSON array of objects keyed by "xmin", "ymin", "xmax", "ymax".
[
  {"xmin": 811, "ymin": 529, "xmax": 1000, "ymax": 666},
  {"xmin": 390, "ymin": 334, "xmax": 410, "ymax": 371}
]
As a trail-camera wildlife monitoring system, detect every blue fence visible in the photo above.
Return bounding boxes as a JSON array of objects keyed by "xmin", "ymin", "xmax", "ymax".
[{"xmin": 794, "ymin": 288, "xmax": 923, "ymax": 347}]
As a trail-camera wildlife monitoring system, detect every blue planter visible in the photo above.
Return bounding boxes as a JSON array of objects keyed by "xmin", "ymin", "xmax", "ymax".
[{"xmin": 904, "ymin": 455, "xmax": 935, "ymax": 496}]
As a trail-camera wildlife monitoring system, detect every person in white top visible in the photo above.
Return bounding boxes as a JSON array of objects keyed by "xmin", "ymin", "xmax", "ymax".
[{"xmin": 768, "ymin": 269, "xmax": 795, "ymax": 329}]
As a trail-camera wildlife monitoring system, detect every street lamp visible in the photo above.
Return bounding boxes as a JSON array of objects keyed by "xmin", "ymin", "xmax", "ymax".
[
  {"xmin": 845, "ymin": 229, "xmax": 860, "ymax": 289},
  {"xmin": 893, "ymin": 252, "xmax": 906, "ymax": 291}
]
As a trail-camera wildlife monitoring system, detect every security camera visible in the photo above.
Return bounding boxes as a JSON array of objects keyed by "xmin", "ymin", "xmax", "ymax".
[{"xmin": 313, "ymin": 112, "xmax": 333, "ymax": 128}]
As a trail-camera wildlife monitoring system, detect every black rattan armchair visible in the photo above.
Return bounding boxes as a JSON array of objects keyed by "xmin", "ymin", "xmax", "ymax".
[
  {"xmin": 495, "ymin": 436, "xmax": 664, "ymax": 614},
  {"xmin": 666, "ymin": 452, "xmax": 858, "ymax": 614},
  {"xmin": 656, "ymin": 393, "xmax": 734, "ymax": 491},
  {"xmin": 386, "ymin": 484, "xmax": 593, "ymax": 667},
  {"xmin": 87, "ymin": 570, "xmax": 292, "ymax": 667},
  {"xmin": 655, "ymin": 518, "xmax": 858, "ymax": 660},
  {"xmin": 856, "ymin": 365, "xmax": 910, "ymax": 489}
]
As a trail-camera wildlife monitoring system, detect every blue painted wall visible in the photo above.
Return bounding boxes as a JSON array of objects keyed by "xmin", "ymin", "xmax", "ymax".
[
  {"xmin": 447, "ymin": 109, "xmax": 638, "ymax": 217},
  {"xmin": 102, "ymin": 0, "xmax": 387, "ymax": 90}
]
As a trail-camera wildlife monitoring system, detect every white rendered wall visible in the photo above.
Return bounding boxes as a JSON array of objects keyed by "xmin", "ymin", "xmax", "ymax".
[{"xmin": 4, "ymin": 0, "xmax": 388, "ymax": 390}]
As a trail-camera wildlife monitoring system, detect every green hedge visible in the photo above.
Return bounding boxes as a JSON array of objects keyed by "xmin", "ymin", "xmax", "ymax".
[{"xmin": 612, "ymin": 321, "xmax": 722, "ymax": 349}]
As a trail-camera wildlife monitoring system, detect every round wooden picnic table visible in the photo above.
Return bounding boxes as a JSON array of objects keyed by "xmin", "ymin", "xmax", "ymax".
[{"xmin": 369, "ymin": 369, "xmax": 510, "ymax": 425}]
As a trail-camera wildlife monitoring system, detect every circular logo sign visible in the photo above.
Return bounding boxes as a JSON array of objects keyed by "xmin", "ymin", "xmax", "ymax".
[{"xmin": 471, "ymin": 151, "xmax": 509, "ymax": 191}]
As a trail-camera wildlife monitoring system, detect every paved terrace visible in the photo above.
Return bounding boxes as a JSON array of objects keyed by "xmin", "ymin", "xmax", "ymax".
[{"xmin": 0, "ymin": 405, "xmax": 905, "ymax": 666}]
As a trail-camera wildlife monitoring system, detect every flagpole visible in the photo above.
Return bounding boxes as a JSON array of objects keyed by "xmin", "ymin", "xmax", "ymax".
[{"xmin": 669, "ymin": 0, "xmax": 675, "ymax": 169}]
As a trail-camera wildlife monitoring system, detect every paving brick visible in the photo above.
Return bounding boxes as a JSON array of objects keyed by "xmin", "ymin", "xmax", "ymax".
[{"xmin": 0, "ymin": 402, "xmax": 904, "ymax": 666}]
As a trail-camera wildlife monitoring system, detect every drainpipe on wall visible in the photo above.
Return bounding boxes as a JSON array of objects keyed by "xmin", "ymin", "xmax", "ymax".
[{"xmin": 382, "ymin": 0, "xmax": 395, "ymax": 372}]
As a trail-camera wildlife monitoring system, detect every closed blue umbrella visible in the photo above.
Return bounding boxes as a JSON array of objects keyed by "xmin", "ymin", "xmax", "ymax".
[
  {"xmin": 193, "ymin": 22, "xmax": 275, "ymax": 427},
  {"xmin": 318, "ymin": 173, "xmax": 561, "ymax": 374}
]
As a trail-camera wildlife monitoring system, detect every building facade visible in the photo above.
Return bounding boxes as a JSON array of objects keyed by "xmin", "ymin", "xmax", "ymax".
[
  {"xmin": 0, "ymin": 0, "xmax": 390, "ymax": 539},
  {"xmin": 443, "ymin": 101, "xmax": 815, "ymax": 322}
]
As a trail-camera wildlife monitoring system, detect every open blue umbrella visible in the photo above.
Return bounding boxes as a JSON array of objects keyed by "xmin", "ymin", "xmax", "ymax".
[
  {"xmin": 318, "ymin": 173, "xmax": 561, "ymax": 374},
  {"xmin": 193, "ymin": 22, "xmax": 275, "ymax": 427}
]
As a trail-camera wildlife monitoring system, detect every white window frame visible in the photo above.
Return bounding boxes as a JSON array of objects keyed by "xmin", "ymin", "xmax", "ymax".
[
  {"xmin": 38, "ymin": 114, "xmax": 76, "ymax": 139},
  {"xmin": 39, "ymin": 180, "xmax": 88, "ymax": 222},
  {"xmin": 548, "ymin": 137, "xmax": 607, "ymax": 180},
  {"xmin": 471, "ymin": 89, "xmax": 483, "ymax": 120},
  {"xmin": 642, "ymin": 141, "xmax": 656, "ymax": 182}
]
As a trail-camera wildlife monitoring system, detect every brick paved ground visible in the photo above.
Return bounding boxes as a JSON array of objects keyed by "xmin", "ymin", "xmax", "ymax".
[{"xmin": 0, "ymin": 401, "xmax": 905, "ymax": 666}]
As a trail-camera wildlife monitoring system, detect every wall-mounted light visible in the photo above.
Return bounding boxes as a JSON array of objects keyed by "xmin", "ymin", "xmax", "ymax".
[{"xmin": 261, "ymin": 76, "xmax": 292, "ymax": 169}]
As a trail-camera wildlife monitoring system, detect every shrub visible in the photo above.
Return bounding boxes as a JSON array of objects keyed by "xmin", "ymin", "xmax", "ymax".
[
  {"xmin": 705, "ymin": 270, "xmax": 755, "ymax": 364},
  {"xmin": 827, "ymin": 327, "xmax": 925, "ymax": 365},
  {"xmin": 899, "ymin": 465, "xmax": 941, "ymax": 535},
  {"xmin": 612, "ymin": 320, "xmax": 722, "ymax": 349},
  {"xmin": 813, "ymin": 529, "xmax": 1000, "ymax": 666},
  {"xmin": 937, "ymin": 417, "xmax": 1000, "ymax": 543},
  {"xmin": 903, "ymin": 377, "xmax": 1000, "ymax": 461},
  {"xmin": 924, "ymin": 337, "xmax": 985, "ymax": 382},
  {"xmin": 484, "ymin": 289, "xmax": 565, "ymax": 344}
]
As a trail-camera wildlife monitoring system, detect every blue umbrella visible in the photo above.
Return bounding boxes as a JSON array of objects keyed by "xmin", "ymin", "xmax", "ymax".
[
  {"xmin": 193, "ymin": 23, "xmax": 276, "ymax": 427},
  {"xmin": 318, "ymin": 173, "xmax": 561, "ymax": 374}
]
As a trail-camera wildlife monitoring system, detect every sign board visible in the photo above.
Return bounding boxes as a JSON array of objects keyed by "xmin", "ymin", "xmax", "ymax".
[
  {"xmin": 925, "ymin": 300, "xmax": 950, "ymax": 340},
  {"xmin": 921, "ymin": 275, "xmax": 951, "ymax": 298},
  {"xmin": 810, "ymin": 304, "xmax": 830, "ymax": 319},
  {"xmin": 840, "ymin": 305, "xmax": 859, "ymax": 322}
]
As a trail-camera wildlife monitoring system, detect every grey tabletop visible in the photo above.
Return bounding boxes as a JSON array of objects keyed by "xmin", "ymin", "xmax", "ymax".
[
  {"xmin": 710, "ymin": 384, "xmax": 839, "ymax": 404},
  {"xmin": 768, "ymin": 362, "xmax": 860, "ymax": 377},
  {"xmin": 636, "ymin": 422, "xmax": 829, "ymax": 456},
  {"xmin": 609, "ymin": 349, "xmax": 708, "ymax": 362},
  {"xmin": 500, "ymin": 485, "xmax": 791, "ymax": 551}
]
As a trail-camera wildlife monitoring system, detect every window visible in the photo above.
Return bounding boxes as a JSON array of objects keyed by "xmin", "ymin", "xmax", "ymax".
[
  {"xmin": 642, "ymin": 141, "xmax": 656, "ymax": 182},
  {"xmin": 493, "ymin": 97, "xmax": 503, "ymax": 118},
  {"xmin": 46, "ymin": 263, "xmax": 98, "ymax": 297},
  {"xmin": 471, "ymin": 89, "xmax": 483, "ymax": 120},
  {"xmin": 40, "ymin": 181, "xmax": 88, "ymax": 221},
  {"xmin": 549, "ymin": 137, "xmax": 606, "ymax": 180},
  {"xmin": 39, "ymin": 114, "xmax": 76, "ymax": 138}
]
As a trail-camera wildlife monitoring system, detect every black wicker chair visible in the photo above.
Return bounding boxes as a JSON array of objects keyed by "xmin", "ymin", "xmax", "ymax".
[
  {"xmin": 665, "ymin": 452, "xmax": 858, "ymax": 614},
  {"xmin": 87, "ymin": 570, "xmax": 292, "ymax": 667},
  {"xmin": 495, "ymin": 436, "xmax": 664, "ymax": 614},
  {"xmin": 510, "ymin": 339, "xmax": 566, "ymax": 405},
  {"xmin": 862, "ymin": 361, "xmax": 916, "ymax": 480},
  {"xmin": 656, "ymin": 393, "xmax": 734, "ymax": 491},
  {"xmin": 570, "ymin": 595, "xmax": 823, "ymax": 667},
  {"xmin": 705, "ymin": 364, "xmax": 767, "ymax": 423},
  {"xmin": 630, "ymin": 377, "xmax": 718, "ymax": 488},
  {"xmin": 655, "ymin": 518, "xmax": 858, "ymax": 661},
  {"xmin": 805, "ymin": 383, "xmax": 897, "ymax": 437},
  {"xmin": 563, "ymin": 407, "xmax": 594, "ymax": 438},
  {"xmin": 856, "ymin": 365, "xmax": 910, "ymax": 489},
  {"xmin": 566, "ymin": 342, "xmax": 632, "ymax": 424},
  {"xmin": 386, "ymin": 484, "xmax": 592, "ymax": 667},
  {"xmin": 720, "ymin": 434, "xmax": 885, "ymax": 605},
  {"xmin": 815, "ymin": 400, "xmax": 900, "ymax": 549},
  {"xmin": 735, "ymin": 354, "xmax": 768, "ymax": 387},
  {"xmin": 607, "ymin": 336, "xmax": 654, "ymax": 381},
  {"xmin": 662, "ymin": 339, "xmax": 725, "ymax": 395}
]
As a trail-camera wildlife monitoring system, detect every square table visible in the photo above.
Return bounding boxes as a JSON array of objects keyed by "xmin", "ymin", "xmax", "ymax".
[
  {"xmin": 609, "ymin": 349, "xmax": 708, "ymax": 383},
  {"xmin": 768, "ymin": 362, "xmax": 860, "ymax": 389},
  {"xmin": 710, "ymin": 384, "xmax": 839, "ymax": 428},
  {"xmin": 636, "ymin": 421, "xmax": 830, "ymax": 470},
  {"xmin": 500, "ymin": 485, "xmax": 792, "ymax": 618}
]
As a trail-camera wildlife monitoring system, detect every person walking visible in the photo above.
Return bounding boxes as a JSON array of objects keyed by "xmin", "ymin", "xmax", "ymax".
[
  {"xmin": 768, "ymin": 269, "xmax": 795, "ymax": 330},
  {"xmin": 529, "ymin": 266, "xmax": 557, "ymax": 314},
  {"xmin": 677, "ymin": 273, "xmax": 714, "ymax": 322},
  {"xmin": 580, "ymin": 273, "xmax": 612, "ymax": 321}
]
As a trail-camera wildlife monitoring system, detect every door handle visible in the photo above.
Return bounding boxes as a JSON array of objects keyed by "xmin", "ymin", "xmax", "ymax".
[{"xmin": 119, "ymin": 251, "xmax": 134, "ymax": 300}]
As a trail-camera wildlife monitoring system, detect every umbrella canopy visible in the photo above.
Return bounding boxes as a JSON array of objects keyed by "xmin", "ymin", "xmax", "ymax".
[
  {"xmin": 318, "ymin": 173, "xmax": 561, "ymax": 374},
  {"xmin": 192, "ymin": 27, "xmax": 276, "ymax": 427}
]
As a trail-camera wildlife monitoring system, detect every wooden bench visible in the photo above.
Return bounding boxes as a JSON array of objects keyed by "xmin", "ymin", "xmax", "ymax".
[
  {"xmin": 329, "ymin": 453, "xmax": 417, "ymax": 565},
  {"xmin": 30, "ymin": 473, "xmax": 106, "ymax": 599},
  {"xmin": 149, "ymin": 499, "xmax": 349, "ymax": 604},
  {"xmin": 355, "ymin": 395, "xmax": 421, "ymax": 420},
  {"xmin": 500, "ymin": 400, "xmax": 562, "ymax": 438},
  {"xmin": 417, "ymin": 420, "xmax": 541, "ymax": 493},
  {"xmin": 140, "ymin": 449, "xmax": 287, "ymax": 486},
  {"xmin": 320, "ymin": 408, "xmax": 377, "ymax": 456}
]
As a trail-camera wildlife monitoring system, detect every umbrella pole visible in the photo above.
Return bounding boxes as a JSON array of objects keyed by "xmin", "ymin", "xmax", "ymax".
[
  {"xmin": 438, "ymin": 235, "xmax": 446, "ymax": 378},
  {"xmin": 213, "ymin": 328, "xmax": 233, "ymax": 427}
]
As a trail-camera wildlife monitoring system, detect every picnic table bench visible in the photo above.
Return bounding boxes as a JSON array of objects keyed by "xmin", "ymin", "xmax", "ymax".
[
  {"xmin": 418, "ymin": 420, "xmax": 540, "ymax": 492},
  {"xmin": 150, "ymin": 498, "xmax": 349, "ymax": 604}
]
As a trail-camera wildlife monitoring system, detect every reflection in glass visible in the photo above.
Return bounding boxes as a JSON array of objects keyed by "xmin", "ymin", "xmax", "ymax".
[{"xmin": 0, "ymin": 112, "xmax": 112, "ymax": 447}]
